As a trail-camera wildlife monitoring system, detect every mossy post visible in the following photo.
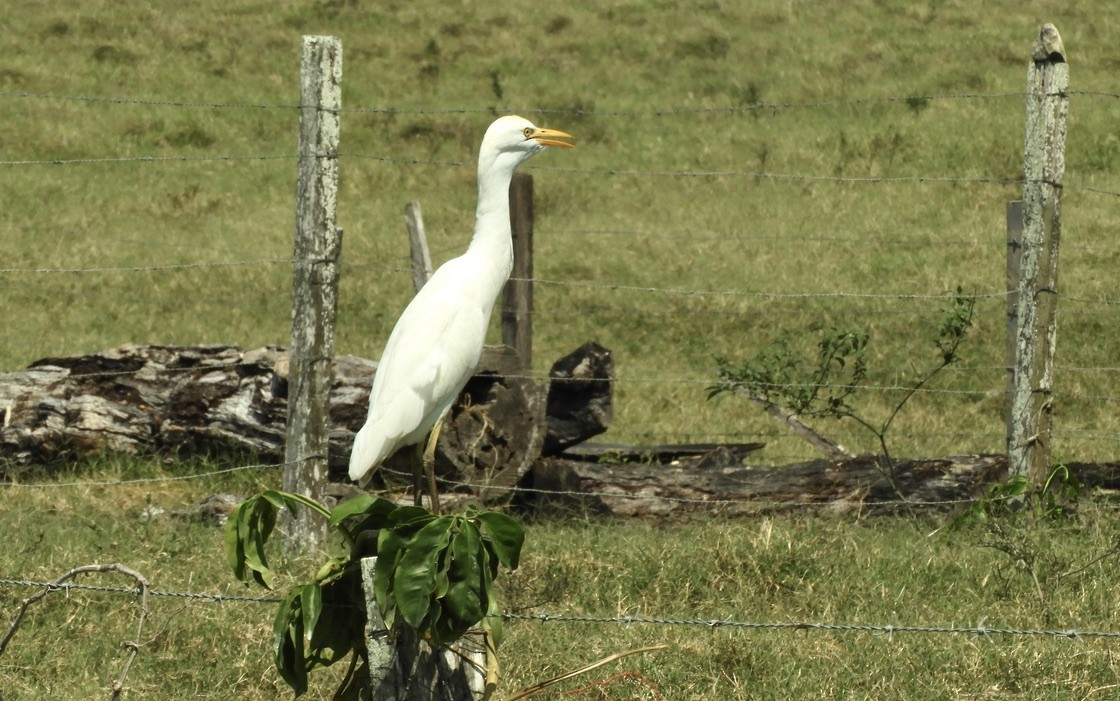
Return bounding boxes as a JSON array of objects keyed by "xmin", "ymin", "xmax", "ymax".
[
  {"xmin": 1009, "ymin": 24, "xmax": 1067, "ymax": 485},
  {"xmin": 285, "ymin": 35, "xmax": 342, "ymax": 553}
]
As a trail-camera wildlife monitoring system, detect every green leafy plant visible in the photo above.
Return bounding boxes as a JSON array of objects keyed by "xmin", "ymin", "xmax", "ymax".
[
  {"xmin": 960, "ymin": 462, "xmax": 1082, "ymax": 523},
  {"xmin": 710, "ymin": 288, "xmax": 975, "ymax": 492},
  {"xmin": 226, "ymin": 490, "xmax": 524, "ymax": 698}
]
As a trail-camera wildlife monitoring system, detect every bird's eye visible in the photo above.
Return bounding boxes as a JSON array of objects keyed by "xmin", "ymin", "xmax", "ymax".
[{"xmin": 522, "ymin": 127, "xmax": 534, "ymax": 138}]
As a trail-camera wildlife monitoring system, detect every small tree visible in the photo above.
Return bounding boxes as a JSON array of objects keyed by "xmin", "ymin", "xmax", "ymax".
[
  {"xmin": 710, "ymin": 288, "xmax": 975, "ymax": 493},
  {"xmin": 226, "ymin": 491, "xmax": 524, "ymax": 698}
]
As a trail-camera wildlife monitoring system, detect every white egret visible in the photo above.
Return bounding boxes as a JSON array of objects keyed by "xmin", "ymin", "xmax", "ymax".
[{"xmin": 349, "ymin": 115, "xmax": 575, "ymax": 496}]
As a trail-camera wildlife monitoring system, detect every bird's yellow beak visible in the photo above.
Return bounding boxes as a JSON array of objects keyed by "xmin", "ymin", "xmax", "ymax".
[{"xmin": 529, "ymin": 127, "xmax": 576, "ymax": 149}]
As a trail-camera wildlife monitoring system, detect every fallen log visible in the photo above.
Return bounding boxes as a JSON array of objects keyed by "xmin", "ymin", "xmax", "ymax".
[
  {"xmin": 527, "ymin": 453, "xmax": 1008, "ymax": 516},
  {"xmin": 0, "ymin": 343, "xmax": 598, "ymax": 499}
]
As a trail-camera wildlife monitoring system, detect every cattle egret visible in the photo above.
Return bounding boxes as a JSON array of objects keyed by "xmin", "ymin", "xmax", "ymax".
[{"xmin": 349, "ymin": 115, "xmax": 575, "ymax": 495}]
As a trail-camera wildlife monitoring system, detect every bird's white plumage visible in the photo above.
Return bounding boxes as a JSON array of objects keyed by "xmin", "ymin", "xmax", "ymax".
[{"xmin": 349, "ymin": 115, "xmax": 573, "ymax": 484}]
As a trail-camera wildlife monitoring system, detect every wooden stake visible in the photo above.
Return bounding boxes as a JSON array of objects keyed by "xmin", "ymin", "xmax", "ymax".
[
  {"xmin": 405, "ymin": 200, "xmax": 433, "ymax": 292},
  {"xmin": 285, "ymin": 35, "xmax": 342, "ymax": 553},
  {"xmin": 502, "ymin": 173, "xmax": 534, "ymax": 368},
  {"xmin": 1008, "ymin": 24, "xmax": 1068, "ymax": 484},
  {"xmin": 1005, "ymin": 200, "xmax": 1023, "ymax": 450}
]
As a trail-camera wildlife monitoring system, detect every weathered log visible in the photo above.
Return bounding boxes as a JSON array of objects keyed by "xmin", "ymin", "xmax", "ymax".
[
  {"xmin": 432, "ymin": 346, "xmax": 547, "ymax": 502},
  {"xmin": 543, "ymin": 341, "xmax": 614, "ymax": 454},
  {"xmin": 0, "ymin": 344, "xmax": 558, "ymax": 503},
  {"xmin": 558, "ymin": 442, "xmax": 764, "ymax": 466},
  {"xmin": 528, "ymin": 453, "xmax": 1008, "ymax": 517}
]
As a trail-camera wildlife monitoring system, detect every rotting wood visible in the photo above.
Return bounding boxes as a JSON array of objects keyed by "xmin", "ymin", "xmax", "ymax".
[
  {"xmin": 0, "ymin": 343, "xmax": 584, "ymax": 503},
  {"xmin": 543, "ymin": 341, "xmax": 614, "ymax": 455}
]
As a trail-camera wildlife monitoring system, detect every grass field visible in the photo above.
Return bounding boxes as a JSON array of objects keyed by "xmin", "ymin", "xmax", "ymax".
[
  {"xmin": 3, "ymin": 459, "xmax": 1120, "ymax": 699},
  {"xmin": 2, "ymin": 0, "xmax": 1119, "ymax": 461},
  {"xmin": 3, "ymin": 1, "xmax": 1120, "ymax": 698}
]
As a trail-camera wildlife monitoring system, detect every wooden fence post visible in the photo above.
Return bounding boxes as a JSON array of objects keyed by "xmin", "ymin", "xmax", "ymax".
[
  {"xmin": 1005, "ymin": 200, "xmax": 1023, "ymax": 451},
  {"xmin": 361, "ymin": 557, "xmax": 487, "ymax": 700},
  {"xmin": 1008, "ymin": 24, "xmax": 1068, "ymax": 484},
  {"xmin": 502, "ymin": 172, "xmax": 534, "ymax": 368},
  {"xmin": 405, "ymin": 200, "xmax": 433, "ymax": 292},
  {"xmin": 284, "ymin": 35, "xmax": 342, "ymax": 553}
]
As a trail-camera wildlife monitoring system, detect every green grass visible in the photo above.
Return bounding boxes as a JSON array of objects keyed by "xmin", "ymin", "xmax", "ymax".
[
  {"xmin": 2, "ymin": 1, "xmax": 1119, "ymax": 463},
  {"xmin": 3, "ymin": 459, "xmax": 1120, "ymax": 699},
  {"xmin": 3, "ymin": 2, "xmax": 1120, "ymax": 698}
]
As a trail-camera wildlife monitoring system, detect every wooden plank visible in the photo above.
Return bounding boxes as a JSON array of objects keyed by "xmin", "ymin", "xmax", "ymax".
[{"xmin": 285, "ymin": 35, "xmax": 342, "ymax": 553}]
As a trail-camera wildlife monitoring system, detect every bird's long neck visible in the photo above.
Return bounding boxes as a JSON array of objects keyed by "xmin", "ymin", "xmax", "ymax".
[{"xmin": 465, "ymin": 155, "xmax": 517, "ymax": 290}]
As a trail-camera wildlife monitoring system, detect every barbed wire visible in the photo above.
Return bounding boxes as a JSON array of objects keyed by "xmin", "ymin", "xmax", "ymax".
[
  {"xmin": 504, "ymin": 613, "xmax": 1120, "ymax": 640},
  {"xmin": 11, "ymin": 351, "xmax": 1120, "ymax": 404},
  {"xmin": 0, "ymin": 154, "xmax": 294, "ymax": 167},
  {"xmin": 2, "ymin": 576, "xmax": 1116, "ymax": 641},
  {"xmin": 0, "ymin": 90, "xmax": 301, "ymax": 110},
  {"xmin": 0, "ymin": 577, "xmax": 282, "ymax": 603},
  {"xmin": 4, "ymin": 257, "xmax": 1120, "ymax": 309},
  {"xmin": 0, "ymin": 258, "xmax": 293, "ymax": 275},
  {"xmin": 0, "ymin": 89, "xmax": 1027, "ymax": 115},
  {"xmin": 0, "ymin": 460, "xmax": 277, "ymax": 489},
  {"xmin": 17, "ymin": 87, "xmax": 1118, "ymax": 116}
]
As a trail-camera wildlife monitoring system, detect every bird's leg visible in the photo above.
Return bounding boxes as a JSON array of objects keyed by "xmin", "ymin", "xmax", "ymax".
[{"xmin": 422, "ymin": 417, "xmax": 444, "ymax": 515}]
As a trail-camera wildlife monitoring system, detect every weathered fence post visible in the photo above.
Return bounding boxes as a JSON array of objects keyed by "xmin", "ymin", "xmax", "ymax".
[
  {"xmin": 502, "ymin": 172, "xmax": 534, "ymax": 367},
  {"xmin": 1005, "ymin": 200, "xmax": 1023, "ymax": 449},
  {"xmin": 361, "ymin": 557, "xmax": 487, "ymax": 700},
  {"xmin": 284, "ymin": 35, "xmax": 342, "ymax": 553},
  {"xmin": 405, "ymin": 200, "xmax": 433, "ymax": 292},
  {"xmin": 1008, "ymin": 23, "xmax": 1068, "ymax": 484}
]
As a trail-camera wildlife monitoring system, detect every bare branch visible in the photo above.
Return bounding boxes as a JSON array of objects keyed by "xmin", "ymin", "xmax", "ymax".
[{"xmin": 731, "ymin": 387, "xmax": 854, "ymax": 460}]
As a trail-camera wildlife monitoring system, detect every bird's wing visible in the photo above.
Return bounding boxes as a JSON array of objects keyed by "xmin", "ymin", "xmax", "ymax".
[{"xmin": 348, "ymin": 260, "xmax": 488, "ymax": 482}]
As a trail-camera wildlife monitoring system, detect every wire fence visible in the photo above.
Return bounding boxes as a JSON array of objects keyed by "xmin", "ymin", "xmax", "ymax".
[
  {"xmin": 0, "ymin": 81, "xmax": 1117, "ymax": 456},
  {"xmin": 3, "ymin": 575, "xmax": 1119, "ymax": 641},
  {"xmin": 3, "ymin": 68, "xmax": 1120, "ymax": 698}
]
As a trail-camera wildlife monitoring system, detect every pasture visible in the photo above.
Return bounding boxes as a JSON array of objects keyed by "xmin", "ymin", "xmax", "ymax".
[{"xmin": 2, "ymin": 0, "xmax": 1120, "ymax": 698}]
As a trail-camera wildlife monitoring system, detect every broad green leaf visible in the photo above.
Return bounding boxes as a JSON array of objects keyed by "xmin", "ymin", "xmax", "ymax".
[
  {"xmin": 389, "ymin": 505, "xmax": 435, "ymax": 525},
  {"xmin": 329, "ymin": 494, "xmax": 396, "ymax": 528},
  {"xmin": 247, "ymin": 502, "xmax": 276, "ymax": 589},
  {"xmin": 476, "ymin": 511, "xmax": 524, "ymax": 570},
  {"xmin": 273, "ymin": 589, "xmax": 308, "ymax": 695},
  {"xmin": 373, "ymin": 522, "xmax": 424, "ymax": 617},
  {"xmin": 482, "ymin": 587, "xmax": 504, "ymax": 648},
  {"xmin": 449, "ymin": 520, "xmax": 483, "ymax": 613},
  {"xmin": 260, "ymin": 490, "xmax": 289, "ymax": 512},
  {"xmin": 299, "ymin": 583, "xmax": 323, "ymax": 645},
  {"xmin": 225, "ymin": 501, "xmax": 247, "ymax": 580},
  {"xmin": 314, "ymin": 556, "xmax": 348, "ymax": 585},
  {"xmin": 393, "ymin": 516, "xmax": 454, "ymax": 628},
  {"xmin": 444, "ymin": 580, "xmax": 483, "ymax": 631}
]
